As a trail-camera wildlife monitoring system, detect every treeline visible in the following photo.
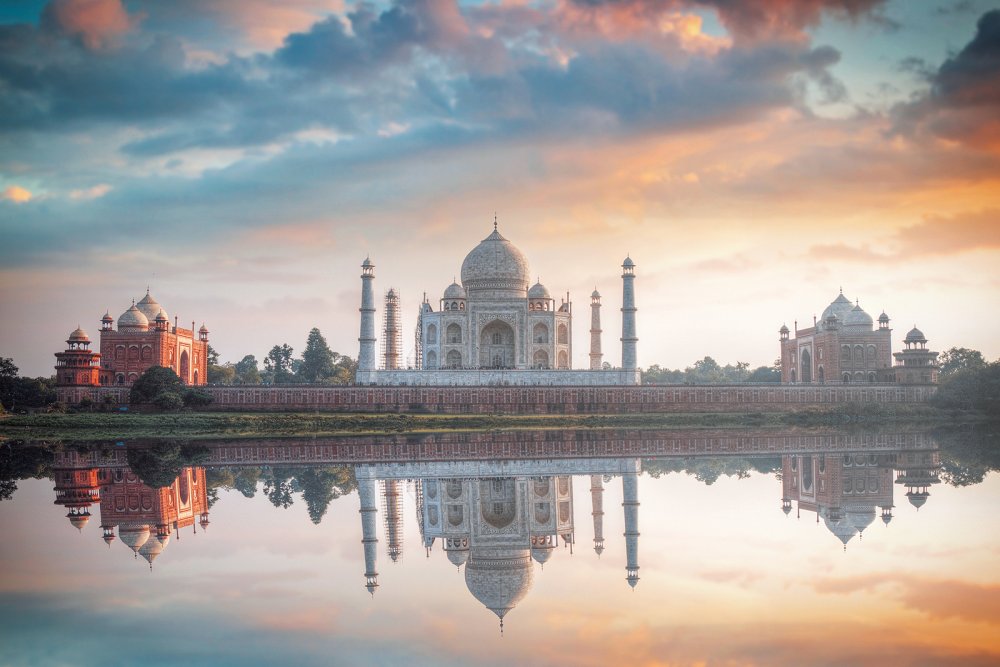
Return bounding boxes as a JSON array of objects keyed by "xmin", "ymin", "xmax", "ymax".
[
  {"xmin": 208, "ymin": 328, "xmax": 356, "ymax": 385},
  {"xmin": 0, "ymin": 358, "xmax": 56, "ymax": 413},
  {"xmin": 931, "ymin": 347, "xmax": 1000, "ymax": 417},
  {"xmin": 206, "ymin": 465, "xmax": 356, "ymax": 524},
  {"xmin": 643, "ymin": 357, "xmax": 781, "ymax": 385}
]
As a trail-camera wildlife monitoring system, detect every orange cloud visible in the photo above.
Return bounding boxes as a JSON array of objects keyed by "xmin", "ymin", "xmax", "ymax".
[
  {"xmin": 42, "ymin": 0, "xmax": 135, "ymax": 50},
  {"xmin": 2, "ymin": 185, "xmax": 33, "ymax": 203}
]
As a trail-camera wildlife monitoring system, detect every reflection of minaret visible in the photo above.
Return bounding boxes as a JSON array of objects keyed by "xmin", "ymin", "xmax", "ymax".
[
  {"xmin": 622, "ymin": 470, "xmax": 640, "ymax": 588},
  {"xmin": 382, "ymin": 479, "xmax": 404, "ymax": 562},
  {"xmin": 357, "ymin": 474, "xmax": 380, "ymax": 594},
  {"xmin": 382, "ymin": 288, "xmax": 401, "ymax": 370},
  {"xmin": 52, "ymin": 466, "xmax": 101, "ymax": 531},
  {"xmin": 589, "ymin": 290, "xmax": 603, "ymax": 370},
  {"xmin": 620, "ymin": 257, "xmax": 637, "ymax": 371},
  {"xmin": 590, "ymin": 475, "xmax": 605, "ymax": 556},
  {"xmin": 358, "ymin": 257, "xmax": 377, "ymax": 375}
]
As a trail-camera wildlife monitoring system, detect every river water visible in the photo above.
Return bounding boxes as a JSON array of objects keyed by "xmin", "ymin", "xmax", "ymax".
[{"xmin": 0, "ymin": 427, "xmax": 997, "ymax": 666}]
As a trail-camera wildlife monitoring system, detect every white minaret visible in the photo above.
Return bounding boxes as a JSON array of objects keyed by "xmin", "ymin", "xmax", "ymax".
[
  {"xmin": 358, "ymin": 257, "xmax": 377, "ymax": 376},
  {"xmin": 621, "ymin": 257, "xmax": 637, "ymax": 371},
  {"xmin": 383, "ymin": 479, "xmax": 404, "ymax": 563},
  {"xmin": 590, "ymin": 474, "xmax": 605, "ymax": 556},
  {"xmin": 357, "ymin": 471, "xmax": 380, "ymax": 595},
  {"xmin": 589, "ymin": 290, "xmax": 603, "ymax": 370},
  {"xmin": 622, "ymin": 469, "xmax": 640, "ymax": 589}
]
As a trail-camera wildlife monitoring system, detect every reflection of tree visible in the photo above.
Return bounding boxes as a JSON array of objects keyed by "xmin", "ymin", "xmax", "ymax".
[
  {"xmin": 0, "ymin": 441, "xmax": 54, "ymax": 501},
  {"xmin": 298, "ymin": 466, "xmax": 357, "ymax": 524},
  {"xmin": 643, "ymin": 456, "xmax": 781, "ymax": 485},
  {"xmin": 934, "ymin": 424, "xmax": 1000, "ymax": 487},
  {"xmin": 204, "ymin": 464, "xmax": 356, "ymax": 522},
  {"xmin": 126, "ymin": 442, "xmax": 210, "ymax": 488},
  {"xmin": 235, "ymin": 468, "xmax": 262, "ymax": 498}
]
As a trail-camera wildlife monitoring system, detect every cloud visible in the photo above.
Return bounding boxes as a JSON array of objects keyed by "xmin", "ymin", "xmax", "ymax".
[
  {"xmin": 2, "ymin": 185, "xmax": 33, "ymax": 203},
  {"xmin": 69, "ymin": 183, "xmax": 112, "ymax": 200},
  {"xmin": 40, "ymin": 0, "xmax": 135, "ymax": 50},
  {"xmin": 894, "ymin": 10, "xmax": 1000, "ymax": 151}
]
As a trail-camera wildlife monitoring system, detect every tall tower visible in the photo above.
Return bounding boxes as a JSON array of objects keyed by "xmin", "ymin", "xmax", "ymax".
[
  {"xmin": 622, "ymin": 469, "xmax": 640, "ymax": 589},
  {"xmin": 382, "ymin": 479, "xmax": 404, "ymax": 563},
  {"xmin": 382, "ymin": 288, "xmax": 402, "ymax": 371},
  {"xmin": 358, "ymin": 257, "xmax": 377, "ymax": 375},
  {"xmin": 589, "ymin": 290, "xmax": 603, "ymax": 370},
  {"xmin": 621, "ymin": 257, "xmax": 637, "ymax": 371},
  {"xmin": 590, "ymin": 474, "xmax": 605, "ymax": 556},
  {"xmin": 357, "ymin": 471, "xmax": 380, "ymax": 595}
]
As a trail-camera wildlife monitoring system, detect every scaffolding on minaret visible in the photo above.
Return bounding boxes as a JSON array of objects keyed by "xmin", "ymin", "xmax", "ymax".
[
  {"xmin": 381, "ymin": 479, "xmax": 404, "ymax": 563},
  {"xmin": 413, "ymin": 293, "xmax": 427, "ymax": 371},
  {"xmin": 381, "ymin": 288, "xmax": 402, "ymax": 371}
]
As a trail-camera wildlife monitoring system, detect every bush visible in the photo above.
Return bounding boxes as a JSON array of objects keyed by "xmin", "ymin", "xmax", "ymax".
[
  {"xmin": 152, "ymin": 391, "xmax": 185, "ymax": 411},
  {"xmin": 183, "ymin": 389, "xmax": 214, "ymax": 407}
]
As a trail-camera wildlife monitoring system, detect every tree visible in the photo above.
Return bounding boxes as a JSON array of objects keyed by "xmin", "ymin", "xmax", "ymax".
[
  {"xmin": 153, "ymin": 391, "xmax": 185, "ymax": 411},
  {"xmin": 207, "ymin": 345, "xmax": 220, "ymax": 366},
  {"xmin": 932, "ymin": 361, "xmax": 1000, "ymax": 415},
  {"xmin": 263, "ymin": 344, "xmax": 295, "ymax": 384},
  {"xmin": 747, "ymin": 364, "xmax": 781, "ymax": 383},
  {"xmin": 938, "ymin": 347, "xmax": 987, "ymax": 377},
  {"xmin": 300, "ymin": 328, "xmax": 336, "ymax": 383},
  {"xmin": 130, "ymin": 366, "xmax": 184, "ymax": 404},
  {"xmin": 234, "ymin": 355, "xmax": 262, "ymax": 385}
]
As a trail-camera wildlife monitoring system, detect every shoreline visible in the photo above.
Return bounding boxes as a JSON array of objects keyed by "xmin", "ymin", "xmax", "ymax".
[{"xmin": 0, "ymin": 405, "xmax": 987, "ymax": 441}]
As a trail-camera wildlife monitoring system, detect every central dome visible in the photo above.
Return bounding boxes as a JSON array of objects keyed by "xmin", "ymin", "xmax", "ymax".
[{"xmin": 460, "ymin": 228, "xmax": 531, "ymax": 295}]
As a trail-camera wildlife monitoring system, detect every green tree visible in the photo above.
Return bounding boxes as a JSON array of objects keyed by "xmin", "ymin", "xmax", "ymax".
[
  {"xmin": 125, "ymin": 443, "xmax": 210, "ymax": 488},
  {"xmin": 129, "ymin": 366, "xmax": 184, "ymax": 404},
  {"xmin": 747, "ymin": 364, "xmax": 781, "ymax": 383},
  {"xmin": 264, "ymin": 345, "xmax": 295, "ymax": 384},
  {"xmin": 298, "ymin": 466, "xmax": 357, "ymax": 524},
  {"xmin": 938, "ymin": 347, "xmax": 987, "ymax": 377},
  {"xmin": 153, "ymin": 391, "xmax": 185, "ymax": 411},
  {"xmin": 299, "ymin": 328, "xmax": 336, "ymax": 383},
  {"xmin": 234, "ymin": 355, "xmax": 262, "ymax": 385},
  {"xmin": 207, "ymin": 345, "xmax": 220, "ymax": 366},
  {"xmin": 932, "ymin": 361, "xmax": 1000, "ymax": 415}
]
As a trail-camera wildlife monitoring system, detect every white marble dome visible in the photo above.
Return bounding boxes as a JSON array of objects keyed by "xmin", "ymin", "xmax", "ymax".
[
  {"xmin": 443, "ymin": 281, "xmax": 467, "ymax": 300},
  {"xmin": 464, "ymin": 549, "xmax": 533, "ymax": 621},
  {"xmin": 821, "ymin": 292, "xmax": 855, "ymax": 326},
  {"xmin": 844, "ymin": 304, "xmax": 873, "ymax": 329},
  {"xmin": 136, "ymin": 290, "xmax": 166, "ymax": 322},
  {"xmin": 460, "ymin": 228, "xmax": 530, "ymax": 293},
  {"xmin": 528, "ymin": 281, "xmax": 551, "ymax": 300},
  {"xmin": 118, "ymin": 303, "xmax": 149, "ymax": 330},
  {"xmin": 118, "ymin": 523, "xmax": 151, "ymax": 553}
]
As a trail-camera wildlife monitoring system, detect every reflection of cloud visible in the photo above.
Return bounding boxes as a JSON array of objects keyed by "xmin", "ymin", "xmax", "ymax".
[
  {"xmin": 69, "ymin": 183, "xmax": 112, "ymax": 200},
  {"xmin": 814, "ymin": 573, "xmax": 1000, "ymax": 626},
  {"xmin": 41, "ymin": 0, "xmax": 135, "ymax": 50}
]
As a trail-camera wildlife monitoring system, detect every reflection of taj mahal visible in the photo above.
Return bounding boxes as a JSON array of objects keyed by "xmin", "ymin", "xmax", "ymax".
[
  {"xmin": 355, "ymin": 460, "xmax": 642, "ymax": 631},
  {"xmin": 356, "ymin": 221, "xmax": 640, "ymax": 385}
]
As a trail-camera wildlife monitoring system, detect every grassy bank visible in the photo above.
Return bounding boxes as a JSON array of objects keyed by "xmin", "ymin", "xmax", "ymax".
[{"xmin": 0, "ymin": 403, "xmax": 981, "ymax": 441}]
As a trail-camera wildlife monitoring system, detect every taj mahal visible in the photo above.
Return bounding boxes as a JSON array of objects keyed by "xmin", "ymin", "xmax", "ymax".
[{"xmin": 356, "ymin": 220, "xmax": 641, "ymax": 386}]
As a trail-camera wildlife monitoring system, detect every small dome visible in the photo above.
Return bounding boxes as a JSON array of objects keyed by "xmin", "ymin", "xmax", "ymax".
[
  {"xmin": 101, "ymin": 311, "xmax": 113, "ymax": 322},
  {"xmin": 118, "ymin": 303, "xmax": 149, "ymax": 330},
  {"xmin": 198, "ymin": 323, "xmax": 208, "ymax": 333},
  {"xmin": 443, "ymin": 281, "xmax": 466, "ymax": 300},
  {"xmin": 846, "ymin": 506, "xmax": 876, "ymax": 534},
  {"xmin": 362, "ymin": 256, "xmax": 373, "ymax": 268},
  {"xmin": 155, "ymin": 309, "xmax": 168, "ymax": 322},
  {"xmin": 779, "ymin": 324, "xmax": 789, "ymax": 334},
  {"xmin": 622, "ymin": 256, "xmax": 635, "ymax": 268},
  {"xmin": 118, "ymin": 523, "xmax": 151, "ymax": 553},
  {"xmin": 447, "ymin": 549, "xmax": 470, "ymax": 567},
  {"xmin": 907, "ymin": 491, "xmax": 929, "ymax": 509},
  {"xmin": 905, "ymin": 326, "xmax": 926, "ymax": 343},
  {"xmin": 878, "ymin": 311, "xmax": 890, "ymax": 323},
  {"xmin": 844, "ymin": 304, "xmax": 873, "ymax": 329},
  {"xmin": 68, "ymin": 514, "xmax": 90, "ymax": 531},
  {"xmin": 591, "ymin": 289, "xmax": 601, "ymax": 299},
  {"xmin": 530, "ymin": 547, "xmax": 554, "ymax": 565},
  {"xmin": 136, "ymin": 290, "xmax": 166, "ymax": 322},
  {"xmin": 139, "ymin": 534, "xmax": 169, "ymax": 565},
  {"xmin": 460, "ymin": 227, "xmax": 531, "ymax": 294},
  {"xmin": 387, "ymin": 287, "xmax": 398, "ymax": 299},
  {"xmin": 68, "ymin": 326, "xmax": 90, "ymax": 342},
  {"xmin": 881, "ymin": 513, "xmax": 893, "ymax": 526},
  {"xmin": 528, "ymin": 281, "xmax": 551, "ymax": 300}
]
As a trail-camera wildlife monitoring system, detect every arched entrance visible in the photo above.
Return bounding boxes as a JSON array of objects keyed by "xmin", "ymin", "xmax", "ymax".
[
  {"xmin": 446, "ymin": 350, "xmax": 462, "ymax": 369},
  {"xmin": 480, "ymin": 320, "xmax": 515, "ymax": 368},
  {"xmin": 180, "ymin": 350, "xmax": 190, "ymax": 383},
  {"xmin": 800, "ymin": 349, "xmax": 812, "ymax": 383},
  {"xmin": 533, "ymin": 349, "xmax": 549, "ymax": 369}
]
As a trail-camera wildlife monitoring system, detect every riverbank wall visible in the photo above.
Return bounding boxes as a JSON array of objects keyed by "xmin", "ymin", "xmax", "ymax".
[{"xmin": 60, "ymin": 383, "xmax": 937, "ymax": 414}]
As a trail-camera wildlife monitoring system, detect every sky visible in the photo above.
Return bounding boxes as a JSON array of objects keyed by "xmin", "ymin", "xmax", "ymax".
[
  {"xmin": 1, "ymin": 0, "xmax": 999, "ymax": 376},
  {"xmin": 2, "ymin": 461, "xmax": 999, "ymax": 665}
]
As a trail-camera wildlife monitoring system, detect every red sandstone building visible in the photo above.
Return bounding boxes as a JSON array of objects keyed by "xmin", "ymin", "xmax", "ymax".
[
  {"xmin": 55, "ymin": 289, "xmax": 209, "ymax": 396},
  {"xmin": 779, "ymin": 291, "xmax": 938, "ymax": 384}
]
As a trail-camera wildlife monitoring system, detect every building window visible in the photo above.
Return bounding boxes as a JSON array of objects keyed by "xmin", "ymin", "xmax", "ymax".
[
  {"xmin": 446, "ymin": 323, "xmax": 462, "ymax": 344},
  {"xmin": 426, "ymin": 324, "xmax": 437, "ymax": 345}
]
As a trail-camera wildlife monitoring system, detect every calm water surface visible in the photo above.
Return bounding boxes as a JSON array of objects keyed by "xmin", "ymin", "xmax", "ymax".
[{"xmin": 1, "ymin": 428, "xmax": 998, "ymax": 666}]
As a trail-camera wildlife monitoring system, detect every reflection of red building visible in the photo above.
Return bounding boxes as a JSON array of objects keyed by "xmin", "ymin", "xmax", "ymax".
[
  {"xmin": 781, "ymin": 450, "xmax": 941, "ymax": 549},
  {"xmin": 52, "ymin": 459, "xmax": 210, "ymax": 569},
  {"xmin": 55, "ymin": 289, "xmax": 209, "ymax": 400}
]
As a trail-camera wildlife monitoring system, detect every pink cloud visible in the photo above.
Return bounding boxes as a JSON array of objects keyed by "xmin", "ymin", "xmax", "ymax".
[{"xmin": 42, "ymin": 0, "xmax": 136, "ymax": 50}]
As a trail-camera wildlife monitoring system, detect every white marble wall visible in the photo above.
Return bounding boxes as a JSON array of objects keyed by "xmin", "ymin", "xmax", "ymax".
[{"xmin": 356, "ymin": 368, "xmax": 642, "ymax": 386}]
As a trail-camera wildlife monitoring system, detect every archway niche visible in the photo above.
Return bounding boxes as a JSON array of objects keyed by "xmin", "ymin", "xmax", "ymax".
[{"xmin": 479, "ymin": 320, "xmax": 515, "ymax": 369}]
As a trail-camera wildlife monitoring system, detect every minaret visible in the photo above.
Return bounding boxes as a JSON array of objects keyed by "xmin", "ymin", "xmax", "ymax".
[
  {"xmin": 620, "ymin": 257, "xmax": 637, "ymax": 371},
  {"xmin": 383, "ymin": 479, "xmax": 404, "ymax": 563},
  {"xmin": 622, "ymin": 469, "xmax": 640, "ymax": 588},
  {"xmin": 590, "ymin": 475, "xmax": 605, "ymax": 556},
  {"xmin": 383, "ymin": 288, "xmax": 401, "ymax": 371},
  {"xmin": 358, "ymin": 257, "xmax": 377, "ymax": 376},
  {"xmin": 589, "ymin": 290, "xmax": 603, "ymax": 370},
  {"xmin": 357, "ymin": 471, "xmax": 380, "ymax": 595}
]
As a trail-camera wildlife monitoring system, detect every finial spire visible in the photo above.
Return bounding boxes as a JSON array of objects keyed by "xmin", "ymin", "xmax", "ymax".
[{"xmin": 493, "ymin": 212, "xmax": 498, "ymax": 232}]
